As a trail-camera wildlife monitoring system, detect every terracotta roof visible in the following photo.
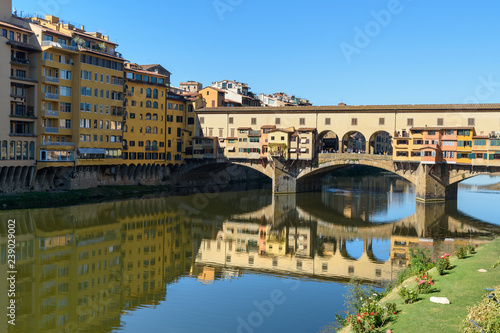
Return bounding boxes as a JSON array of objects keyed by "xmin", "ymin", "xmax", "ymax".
[
  {"xmin": 0, "ymin": 20, "xmax": 33, "ymax": 34},
  {"xmin": 473, "ymin": 135, "xmax": 489, "ymax": 139},
  {"xmin": 140, "ymin": 64, "xmax": 171, "ymax": 75},
  {"xmin": 411, "ymin": 126, "xmax": 474, "ymax": 131},
  {"xmin": 202, "ymin": 86, "xmax": 226, "ymax": 93},
  {"xmin": 298, "ymin": 127, "xmax": 316, "ymax": 132},
  {"xmin": 37, "ymin": 26, "xmax": 70, "ymax": 38},
  {"xmin": 125, "ymin": 67, "xmax": 169, "ymax": 78},
  {"xmin": 237, "ymin": 127, "xmax": 252, "ymax": 130},
  {"xmin": 226, "ymin": 137, "xmax": 237, "ymax": 140},
  {"xmin": 7, "ymin": 39, "xmax": 41, "ymax": 52},
  {"xmin": 225, "ymin": 99, "xmax": 242, "ymax": 104},
  {"xmin": 269, "ymin": 128, "xmax": 295, "ymax": 134},
  {"xmin": 261, "ymin": 125, "xmax": 276, "ymax": 129},
  {"xmin": 197, "ymin": 103, "xmax": 500, "ymax": 113}
]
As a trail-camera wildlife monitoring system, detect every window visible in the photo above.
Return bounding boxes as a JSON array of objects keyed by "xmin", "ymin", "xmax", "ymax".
[
  {"xmin": 251, "ymin": 118, "xmax": 257, "ymax": 125},
  {"xmin": 229, "ymin": 117, "xmax": 233, "ymax": 124},
  {"xmin": 325, "ymin": 118, "xmax": 331, "ymax": 125},
  {"xmin": 275, "ymin": 118, "xmax": 281, "ymax": 125},
  {"xmin": 468, "ymin": 118, "xmax": 475, "ymax": 126},
  {"xmin": 379, "ymin": 118, "xmax": 385, "ymax": 125},
  {"xmin": 351, "ymin": 118, "xmax": 357, "ymax": 126},
  {"xmin": 300, "ymin": 118, "xmax": 305, "ymax": 125},
  {"xmin": 407, "ymin": 118, "xmax": 414, "ymax": 126},
  {"xmin": 437, "ymin": 118, "xmax": 444, "ymax": 126}
]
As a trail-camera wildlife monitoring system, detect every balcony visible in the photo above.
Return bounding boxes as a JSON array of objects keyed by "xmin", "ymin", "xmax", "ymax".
[
  {"xmin": 45, "ymin": 93, "xmax": 59, "ymax": 100},
  {"xmin": 126, "ymin": 91, "xmax": 134, "ymax": 96},
  {"xmin": 44, "ymin": 127, "xmax": 59, "ymax": 133},
  {"xmin": 44, "ymin": 110, "xmax": 59, "ymax": 117},
  {"xmin": 10, "ymin": 106, "xmax": 35, "ymax": 119},
  {"xmin": 41, "ymin": 40, "xmax": 79, "ymax": 52},
  {"xmin": 41, "ymin": 141, "xmax": 75, "ymax": 146},
  {"xmin": 44, "ymin": 76, "xmax": 59, "ymax": 84},
  {"xmin": 11, "ymin": 57, "xmax": 29, "ymax": 65}
]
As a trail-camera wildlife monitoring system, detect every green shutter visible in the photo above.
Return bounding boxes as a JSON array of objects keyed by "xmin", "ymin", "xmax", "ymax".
[
  {"xmin": 489, "ymin": 154, "xmax": 494, "ymax": 160},
  {"xmin": 469, "ymin": 153, "xmax": 475, "ymax": 159}
]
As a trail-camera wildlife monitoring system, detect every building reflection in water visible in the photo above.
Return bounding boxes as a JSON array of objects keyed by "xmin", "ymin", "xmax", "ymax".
[{"xmin": 0, "ymin": 182, "xmax": 498, "ymax": 332}]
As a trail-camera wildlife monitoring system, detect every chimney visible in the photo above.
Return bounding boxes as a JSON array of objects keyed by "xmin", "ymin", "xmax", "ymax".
[{"xmin": 81, "ymin": 25, "xmax": 84, "ymax": 30}]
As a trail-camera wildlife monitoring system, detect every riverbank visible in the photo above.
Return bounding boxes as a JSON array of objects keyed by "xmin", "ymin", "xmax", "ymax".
[
  {"xmin": 0, "ymin": 185, "xmax": 170, "ymax": 210},
  {"xmin": 339, "ymin": 238, "xmax": 500, "ymax": 333}
]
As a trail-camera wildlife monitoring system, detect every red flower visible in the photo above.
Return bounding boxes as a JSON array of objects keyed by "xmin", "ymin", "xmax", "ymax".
[
  {"xmin": 371, "ymin": 312, "xmax": 374, "ymax": 316},
  {"xmin": 393, "ymin": 311, "xmax": 396, "ymax": 314}
]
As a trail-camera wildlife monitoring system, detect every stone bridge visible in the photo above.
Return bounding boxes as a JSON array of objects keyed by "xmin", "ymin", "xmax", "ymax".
[{"xmin": 180, "ymin": 153, "xmax": 500, "ymax": 202}]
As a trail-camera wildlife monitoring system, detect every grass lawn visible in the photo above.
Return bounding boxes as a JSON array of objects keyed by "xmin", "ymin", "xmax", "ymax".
[{"xmin": 381, "ymin": 239, "xmax": 500, "ymax": 333}]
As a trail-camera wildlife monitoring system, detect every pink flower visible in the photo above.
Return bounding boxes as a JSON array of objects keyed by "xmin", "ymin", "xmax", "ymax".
[{"xmin": 419, "ymin": 280, "xmax": 425, "ymax": 285}]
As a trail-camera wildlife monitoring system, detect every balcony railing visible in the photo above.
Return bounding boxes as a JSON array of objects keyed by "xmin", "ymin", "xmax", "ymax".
[
  {"xmin": 126, "ymin": 91, "xmax": 134, "ymax": 96},
  {"xmin": 45, "ymin": 93, "xmax": 59, "ymax": 100},
  {"xmin": 45, "ymin": 76, "xmax": 59, "ymax": 83},
  {"xmin": 42, "ymin": 141, "xmax": 75, "ymax": 146},
  {"xmin": 44, "ymin": 127, "xmax": 59, "ymax": 133},
  {"xmin": 41, "ymin": 40, "xmax": 79, "ymax": 52},
  {"xmin": 11, "ymin": 57, "xmax": 29, "ymax": 65},
  {"xmin": 44, "ymin": 110, "xmax": 59, "ymax": 117}
]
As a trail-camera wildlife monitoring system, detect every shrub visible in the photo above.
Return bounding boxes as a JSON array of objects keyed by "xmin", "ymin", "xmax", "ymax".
[
  {"xmin": 348, "ymin": 302, "xmax": 398, "ymax": 333},
  {"xmin": 456, "ymin": 246, "xmax": 467, "ymax": 259},
  {"xmin": 436, "ymin": 258, "xmax": 447, "ymax": 275},
  {"xmin": 399, "ymin": 286, "xmax": 420, "ymax": 304},
  {"xmin": 415, "ymin": 273, "xmax": 434, "ymax": 293},
  {"xmin": 409, "ymin": 248, "xmax": 435, "ymax": 273},
  {"xmin": 467, "ymin": 243, "xmax": 476, "ymax": 254},
  {"xmin": 461, "ymin": 286, "xmax": 500, "ymax": 333}
]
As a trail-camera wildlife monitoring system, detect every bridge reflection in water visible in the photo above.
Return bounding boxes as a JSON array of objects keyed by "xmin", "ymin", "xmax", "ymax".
[{"xmin": 0, "ymin": 185, "xmax": 498, "ymax": 332}]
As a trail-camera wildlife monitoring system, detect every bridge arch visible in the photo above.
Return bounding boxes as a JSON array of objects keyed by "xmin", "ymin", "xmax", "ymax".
[
  {"xmin": 341, "ymin": 131, "xmax": 368, "ymax": 154},
  {"xmin": 317, "ymin": 130, "xmax": 340, "ymax": 153},
  {"xmin": 368, "ymin": 130, "xmax": 393, "ymax": 155},
  {"xmin": 297, "ymin": 154, "xmax": 415, "ymax": 184}
]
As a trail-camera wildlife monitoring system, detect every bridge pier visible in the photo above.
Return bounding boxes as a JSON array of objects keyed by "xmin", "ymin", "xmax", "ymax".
[{"xmin": 414, "ymin": 164, "xmax": 454, "ymax": 202}]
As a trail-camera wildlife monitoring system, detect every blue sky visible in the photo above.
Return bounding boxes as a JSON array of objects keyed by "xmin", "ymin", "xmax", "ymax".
[{"xmin": 12, "ymin": 0, "xmax": 500, "ymax": 106}]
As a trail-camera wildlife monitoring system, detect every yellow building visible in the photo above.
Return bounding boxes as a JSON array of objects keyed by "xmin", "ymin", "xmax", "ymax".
[
  {"xmin": 166, "ymin": 91, "xmax": 190, "ymax": 163},
  {"xmin": 456, "ymin": 128, "xmax": 474, "ymax": 164},
  {"xmin": 123, "ymin": 63, "xmax": 170, "ymax": 164},
  {"xmin": 268, "ymin": 128, "xmax": 295, "ymax": 159},
  {"xmin": 28, "ymin": 15, "xmax": 125, "ymax": 168}
]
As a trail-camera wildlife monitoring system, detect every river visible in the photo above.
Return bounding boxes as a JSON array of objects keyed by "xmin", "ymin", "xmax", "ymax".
[{"xmin": 1, "ymin": 173, "xmax": 500, "ymax": 333}]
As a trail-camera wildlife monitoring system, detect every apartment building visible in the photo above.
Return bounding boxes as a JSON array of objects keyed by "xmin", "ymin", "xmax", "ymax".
[
  {"xmin": 123, "ymin": 63, "xmax": 169, "ymax": 163},
  {"xmin": 0, "ymin": 17, "xmax": 38, "ymax": 165}
]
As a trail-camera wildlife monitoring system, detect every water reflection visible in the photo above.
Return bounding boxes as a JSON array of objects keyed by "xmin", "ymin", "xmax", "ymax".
[{"xmin": 0, "ymin": 176, "xmax": 499, "ymax": 332}]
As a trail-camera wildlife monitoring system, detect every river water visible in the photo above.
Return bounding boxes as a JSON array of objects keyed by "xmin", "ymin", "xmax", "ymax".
[{"xmin": 1, "ymin": 173, "xmax": 500, "ymax": 333}]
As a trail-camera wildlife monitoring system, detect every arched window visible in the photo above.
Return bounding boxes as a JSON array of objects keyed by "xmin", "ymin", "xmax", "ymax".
[
  {"xmin": 152, "ymin": 140, "xmax": 158, "ymax": 149},
  {"xmin": 153, "ymin": 89, "xmax": 158, "ymax": 99},
  {"xmin": 146, "ymin": 126, "xmax": 151, "ymax": 134},
  {"xmin": 146, "ymin": 140, "xmax": 151, "ymax": 148},
  {"xmin": 146, "ymin": 101, "xmax": 152, "ymax": 108},
  {"xmin": 153, "ymin": 102, "xmax": 158, "ymax": 109},
  {"xmin": 146, "ymin": 113, "xmax": 151, "ymax": 120},
  {"xmin": 22, "ymin": 141, "xmax": 28, "ymax": 160},
  {"xmin": 16, "ymin": 141, "xmax": 22, "ymax": 160},
  {"xmin": 1, "ymin": 141, "xmax": 7, "ymax": 160},
  {"xmin": 29, "ymin": 141, "xmax": 34, "ymax": 159},
  {"xmin": 153, "ymin": 127, "xmax": 158, "ymax": 134},
  {"xmin": 146, "ymin": 88, "xmax": 152, "ymax": 98},
  {"xmin": 9, "ymin": 141, "xmax": 15, "ymax": 160},
  {"xmin": 152, "ymin": 114, "xmax": 158, "ymax": 120}
]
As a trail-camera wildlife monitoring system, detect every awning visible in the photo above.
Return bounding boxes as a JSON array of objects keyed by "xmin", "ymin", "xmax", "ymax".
[
  {"xmin": 227, "ymin": 146, "xmax": 236, "ymax": 152},
  {"xmin": 289, "ymin": 149, "xmax": 297, "ymax": 153},
  {"xmin": 300, "ymin": 148, "xmax": 308, "ymax": 153},
  {"xmin": 78, "ymin": 148, "xmax": 106, "ymax": 154}
]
